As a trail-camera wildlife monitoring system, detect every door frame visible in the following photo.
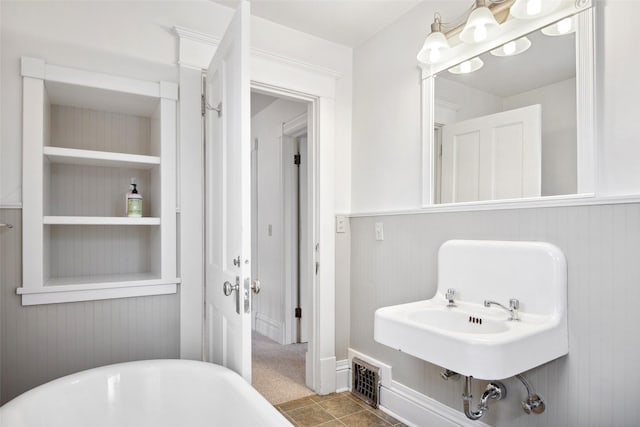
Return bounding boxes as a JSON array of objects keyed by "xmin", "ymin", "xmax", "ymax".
[
  {"xmin": 282, "ymin": 111, "xmax": 310, "ymax": 345},
  {"xmin": 176, "ymin": 26, "xmax": 338, "ymax": 394}
]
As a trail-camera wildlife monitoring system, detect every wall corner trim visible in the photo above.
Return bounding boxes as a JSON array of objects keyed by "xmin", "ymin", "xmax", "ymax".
[{"xmin": 21, "ymin": 57, "xmax": 45, "ymax": 79}]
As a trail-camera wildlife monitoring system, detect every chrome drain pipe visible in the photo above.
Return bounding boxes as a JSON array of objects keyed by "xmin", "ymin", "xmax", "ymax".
[
  {"xmin": 463, "ymin": 376, "xmax": 506, "ymax": 420},
  {"xmin": 515, "ymin": 374, "xmax": 546, "ymax": 414}
]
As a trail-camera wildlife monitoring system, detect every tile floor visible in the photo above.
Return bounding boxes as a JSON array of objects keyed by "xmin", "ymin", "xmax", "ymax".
[{"xmin": 275, "ymin": 392, "xmax": 407, "ymax": 427}]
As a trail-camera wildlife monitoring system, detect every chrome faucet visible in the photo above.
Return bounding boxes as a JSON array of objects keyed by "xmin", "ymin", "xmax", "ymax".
[
  {"xmin": 445, "ymin": 288, "xmax": 456, "ymax": 307},
  {"xmin": 484, "ymin": 298, "xmax": 520, "ymax": 321}
]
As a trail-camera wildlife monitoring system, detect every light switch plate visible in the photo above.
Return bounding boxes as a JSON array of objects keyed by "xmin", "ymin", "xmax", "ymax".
[
  {"xmin": 336, "ymin": 216, "xmax": 346, "ymax": 233},
  {"xmin": 375, "ymin": 222, "xmax": 384, "ymax": 241}
]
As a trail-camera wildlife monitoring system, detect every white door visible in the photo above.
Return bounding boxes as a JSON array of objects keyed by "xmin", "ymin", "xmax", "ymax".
[
  {"xmin": 204, "ymin": 1, "xmax": 252, "ymax": 381},
  {"xmin": 441, "ymin": 104, "xmax": 541, "ymax": 203}
]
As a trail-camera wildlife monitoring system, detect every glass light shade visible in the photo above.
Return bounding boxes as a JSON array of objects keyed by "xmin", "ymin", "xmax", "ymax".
[
  {"xmin": 460, "ymin": 6, "xmax": 500, "ymax": 44},
  {"xmin": 490, "ymin": 36, "xmax": 532, "ymax": 57},
  {"xmin": 510, "ymin": 0, "xmax": 563, "ymax": 19},
  {"xmin": 448, "ymin": 57, "xmax": 484, "ymax": 74},
  {"xmin": 541, "ymin": 16, "xmax": 576, "ymax": 36},
  {"xmin": 417, "ymin": 31, "xmax": 451, "ymax": 64}
]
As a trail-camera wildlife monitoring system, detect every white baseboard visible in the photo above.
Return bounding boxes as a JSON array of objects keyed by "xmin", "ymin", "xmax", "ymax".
[
  {"xmin": 336, "ymin": 359, "xmax": 350, "ymax": 392},
  {"xmin": 346, "ymin": 348, "xmax": 489, "ymax": 427},
  {"xmin": 254, "ymin": 312, "xmax": 283, "ymax": 344}
]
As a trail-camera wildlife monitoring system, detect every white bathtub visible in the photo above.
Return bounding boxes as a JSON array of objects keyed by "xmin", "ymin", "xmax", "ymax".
[{"xmin": 0, "ymin": 359, "xmax": 292, "ymax": 427}]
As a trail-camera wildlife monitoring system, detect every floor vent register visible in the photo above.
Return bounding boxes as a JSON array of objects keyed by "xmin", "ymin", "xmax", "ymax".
[{"xmin": 351, "ymin": 357, "xmax": 380, "ymax": 408}]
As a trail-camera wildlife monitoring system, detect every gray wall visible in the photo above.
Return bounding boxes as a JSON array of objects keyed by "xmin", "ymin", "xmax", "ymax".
[
  {"xmin": 0, "ymin": 209, "xmax": 180, "ymax": 404},
  {"xmin": 350, "ymin": 202, "xmax": 639, "ymax": 427}
]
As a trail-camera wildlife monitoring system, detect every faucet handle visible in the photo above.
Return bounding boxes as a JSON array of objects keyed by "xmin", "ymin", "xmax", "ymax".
[
  {"xmin": 446, "ymin": 288, "xmax": 456, "ymax": 300},
  {"xmin": 509, "ymin": 298, "xmax": 520, "ymax": 310}
]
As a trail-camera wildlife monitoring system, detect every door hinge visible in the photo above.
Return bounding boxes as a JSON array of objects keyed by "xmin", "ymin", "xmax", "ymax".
[
  {"xmin": 294, "ymin": 153, "xmax": 301, "ymax": 165},
  {"xmin": 202, "ymin": 94, "xmax": 222, "ymax": 118},
  {"xmin": 295, "ymin": 307, "xmax": 302, "ymax": 318}
]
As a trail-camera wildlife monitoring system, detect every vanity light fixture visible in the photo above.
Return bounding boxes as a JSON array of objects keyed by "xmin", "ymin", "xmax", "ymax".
[
  {"xmin": 490, "ymin": 36, "xmax": 531, "ymax": 56},
  {"xmin": 448, "ymin": 57, "xmax": 484, "ymax": 74},
  {"xmin": 417, "ymin": 0, "xmax": 578, "ymax": 65},
  {"xmin": 510, "ymin": 0, "xmax": 562, "ymax": 19},
  {"xmin": 541, "ymin": 16, "xmax": 576, "ymax": 36},
  {"xmin": 417, "ymin": 14, "xmax": 451, "ymax": 64},
  {"xmin": 460, "ymin": 0, "xmax": 501, "ymax": 44}
]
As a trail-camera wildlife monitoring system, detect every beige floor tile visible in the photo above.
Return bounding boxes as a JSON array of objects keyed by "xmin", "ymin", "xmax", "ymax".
[
  {"xmin": 278, "ymin": 396, "xmax": 317, "ymax": 412},
  {"xmin": 339, "ymin": 410, "xmax": 391, "ymax": 427},
  {"xmin": 288, "ymin": 405, "xmax": 336, "ymax": 427},
  {"xmin": 317, "ymin": 420, "xmax": 346, "ymax": 427},
  {"xmin": 366, "ymin": 407, "xmax": 400, "ymax": 425},
  {"xmin": 344, "ymin": 393, "xmax": 376, "ymax": 409},
  {"xmin": 319, "ymin": 395, "xmax": 365, "ymax": 418}
]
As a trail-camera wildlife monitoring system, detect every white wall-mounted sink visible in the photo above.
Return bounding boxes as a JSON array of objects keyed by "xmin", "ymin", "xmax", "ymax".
[{"xmin": 374, "ymin": 240, "xmax": 568, "ymax": 380}]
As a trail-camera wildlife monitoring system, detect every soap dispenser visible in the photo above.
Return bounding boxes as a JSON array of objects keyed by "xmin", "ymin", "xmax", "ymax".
[{"xmin": 126, "ymin": 178, "xmax": 143, "ymax": 217}]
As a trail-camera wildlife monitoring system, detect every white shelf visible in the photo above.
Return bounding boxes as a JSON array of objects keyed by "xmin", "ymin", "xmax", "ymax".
[
  {"xmin": 44, "ymin": 146, "xmax": 160, "ymax": 170},
  {"xmin": 17, "ymin": 273, "xmax": 181, "ymax": 305},
  {"xmin": 44, "ymin": 216, "xmax": 160, "ymax": 225}
]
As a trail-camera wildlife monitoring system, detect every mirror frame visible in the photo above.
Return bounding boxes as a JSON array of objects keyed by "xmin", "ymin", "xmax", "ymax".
[{"xmin": 421, "ymin": 1, "xmax": 595, "ymax": 208}]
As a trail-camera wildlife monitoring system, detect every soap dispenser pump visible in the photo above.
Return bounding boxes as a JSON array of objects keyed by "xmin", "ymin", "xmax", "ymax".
[{"xmin": 126, "ymin": 178, "xmax": 143, "ymax": 217}]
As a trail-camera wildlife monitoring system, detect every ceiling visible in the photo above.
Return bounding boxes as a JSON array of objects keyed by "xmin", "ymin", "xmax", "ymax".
[{"xmin": 213, "ymin": 0, "xmax": 424, "ymax": 47}]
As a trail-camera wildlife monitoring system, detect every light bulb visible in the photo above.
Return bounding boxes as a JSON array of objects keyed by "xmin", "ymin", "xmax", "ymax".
[
  {"xmin": 503, "ymin": 41, "xmax": 517, "ymax": 55},
  {"xmin": 526, "ymin": 0, "xmax": 542, "ymax": 16},
  {"xmin": 557, "ymin": 18, "xmax": 572, "ymax": 34},
  {"xmin": 429, "ymin": 48, "xmax": 441, "ymax": 63},
  {"xmin": 448, "ymin": 57, "xmax": 483, "ymax": 74},
  {"xmin": 474, "ymin": 24, "xmax": 487, "ymax": 42}
]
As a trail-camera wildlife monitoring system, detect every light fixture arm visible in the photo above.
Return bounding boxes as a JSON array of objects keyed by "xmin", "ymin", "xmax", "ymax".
[{"xmin": 431, "ymin": 13, "xmax": 444, "ymax": 33}]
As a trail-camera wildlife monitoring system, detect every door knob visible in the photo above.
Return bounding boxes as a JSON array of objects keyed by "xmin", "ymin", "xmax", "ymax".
[
  {"xmin": 251, "ymin": 280, "xmax": 261, "ymax": 294},
  {"xmin": 223, "ymin": 280, "xmax": 239, "ymax": 296}
]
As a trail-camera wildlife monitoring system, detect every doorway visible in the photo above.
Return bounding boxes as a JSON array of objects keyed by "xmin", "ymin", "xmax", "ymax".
[{"xmin": 249, "ymin": 90, "xmax": 313, "ymax": 404}]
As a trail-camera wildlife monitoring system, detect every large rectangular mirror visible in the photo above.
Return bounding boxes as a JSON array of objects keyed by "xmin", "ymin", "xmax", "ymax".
[{"xmin": 422, "ymin": 5, "xmax": 594, "ymax": 206}]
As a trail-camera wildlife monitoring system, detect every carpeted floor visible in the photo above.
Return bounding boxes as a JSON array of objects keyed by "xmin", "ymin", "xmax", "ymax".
[{"xmin": 252, "ymin": 331, "xmax": 315, "ymax": 405}]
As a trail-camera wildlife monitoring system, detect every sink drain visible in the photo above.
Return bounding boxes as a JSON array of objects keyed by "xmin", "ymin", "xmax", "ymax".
[{"xmin": 469, "ymin": 316, "xmax": 483, "ymax": 325}]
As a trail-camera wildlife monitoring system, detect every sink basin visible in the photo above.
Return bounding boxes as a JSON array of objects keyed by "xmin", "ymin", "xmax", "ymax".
[
  {"xmin": 407, "ymin": 307, "xmax": 509, "ymax": 334},
  {"xmin": 374, "ymin": 240, "xmax": 568, "ymax": 380}
]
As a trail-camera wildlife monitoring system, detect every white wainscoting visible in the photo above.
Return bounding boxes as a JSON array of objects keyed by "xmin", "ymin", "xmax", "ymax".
[
  {"xmin": 349, "ymin": 203, "xmax": 640, "ymax": 426},
  {"xmin": 0, "ymin": 209, "xmax": 180, "ymax": 404},
  {"xmin": 346, "ymin": 349, "xmax": 489, "ymax": 427}
]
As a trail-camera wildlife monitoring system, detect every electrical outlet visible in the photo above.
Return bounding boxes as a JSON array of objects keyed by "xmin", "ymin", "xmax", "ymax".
[
  {"xmin": 336, "ymin": 216, "xmax": 346, "ymax": 233},
  {"xmin": 375, "ymin": 222, "xmax": 384, "ymax": 241}
]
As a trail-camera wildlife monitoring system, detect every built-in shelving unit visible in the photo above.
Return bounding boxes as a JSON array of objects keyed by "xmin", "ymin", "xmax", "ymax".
[{"xmin": 18, "ymin": 57, "xmax": 180, "ymax": 306}]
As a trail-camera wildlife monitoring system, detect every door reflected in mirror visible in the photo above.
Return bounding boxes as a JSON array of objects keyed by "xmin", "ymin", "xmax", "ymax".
[{"xmin": 433, "ymin": 16, "xmax": 579, "ymax": 204}]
